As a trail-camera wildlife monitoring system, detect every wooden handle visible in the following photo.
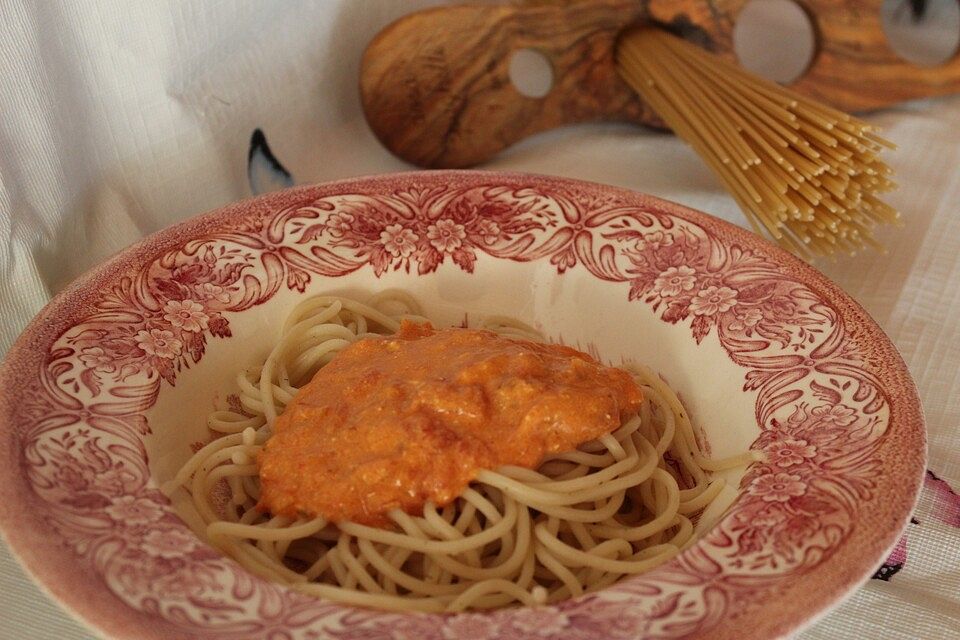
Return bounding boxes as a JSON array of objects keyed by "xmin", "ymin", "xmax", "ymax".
[
  {"xmin": 360, "ymin": 0, "xmax": 960, "ymax": 168},
  {"xmin": 360, "ymin": 1, "xmax": 652, "ymax": 168},
  {"xmin": 793, "ymin": 0, "xmax": 960, "ymax": 109}
]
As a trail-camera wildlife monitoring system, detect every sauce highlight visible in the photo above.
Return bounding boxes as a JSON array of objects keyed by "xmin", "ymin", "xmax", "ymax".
[{"xmin": 258, "ymin": 321, "xmax": 643, "ymax": 525}]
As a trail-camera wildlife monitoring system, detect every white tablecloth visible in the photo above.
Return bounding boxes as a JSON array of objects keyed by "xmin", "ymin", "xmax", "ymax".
[{"xmin": 1, "ymin": 2, "xmax": 958, "ymax": 638}]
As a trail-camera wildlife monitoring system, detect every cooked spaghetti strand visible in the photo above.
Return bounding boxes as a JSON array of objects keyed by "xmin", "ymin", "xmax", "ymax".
[{"xmin": 164, "ymin": 294, "xmax": 759, "ymax": 612}]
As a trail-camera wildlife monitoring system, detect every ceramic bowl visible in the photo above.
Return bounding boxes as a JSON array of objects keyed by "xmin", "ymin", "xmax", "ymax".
[{"xmin": 0, "ymin": 171, "xmax": 925, "ymax": 639}]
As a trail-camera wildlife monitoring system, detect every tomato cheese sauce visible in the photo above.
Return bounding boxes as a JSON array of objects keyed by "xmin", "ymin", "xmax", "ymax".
[{"xmin": 258, "ymin": 321, "xmax": 643, "ymax": 526}]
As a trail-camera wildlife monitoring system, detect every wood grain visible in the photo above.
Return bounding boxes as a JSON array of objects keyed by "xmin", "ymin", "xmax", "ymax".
[{"xmin": 360, "ymin": 0, "xmax": 960, "ymax": 168}]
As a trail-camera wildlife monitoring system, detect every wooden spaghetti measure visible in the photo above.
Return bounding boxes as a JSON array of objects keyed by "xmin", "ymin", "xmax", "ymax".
[{"xmin": 360, "ymin": 0, "xmax": 960, "ymax": 170}]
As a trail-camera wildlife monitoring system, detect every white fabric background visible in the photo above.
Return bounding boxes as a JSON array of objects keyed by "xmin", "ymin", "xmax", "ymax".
[{"xmin": 1, "ymin": 1, "xmax": 958, "ymax": 638}]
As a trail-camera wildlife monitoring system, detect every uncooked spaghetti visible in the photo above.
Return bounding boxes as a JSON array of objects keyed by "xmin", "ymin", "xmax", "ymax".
[
  {"xmin": 164, "ymin": 292, "xmax": 757, "ymax": 612},
  {"xmin": 617, "ymin": 28, "xmax": 898, "ymax": 259}
]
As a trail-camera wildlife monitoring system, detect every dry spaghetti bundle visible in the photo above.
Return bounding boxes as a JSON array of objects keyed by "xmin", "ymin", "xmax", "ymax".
[{"xmin": 617, "ymin": 28, "xmax": 899, "ymax": 259}]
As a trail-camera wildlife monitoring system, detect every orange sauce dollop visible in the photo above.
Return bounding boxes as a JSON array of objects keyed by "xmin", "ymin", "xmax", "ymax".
[{"xmin": 258, "ymin": 321, "xmax": 643, "ymax": 526}]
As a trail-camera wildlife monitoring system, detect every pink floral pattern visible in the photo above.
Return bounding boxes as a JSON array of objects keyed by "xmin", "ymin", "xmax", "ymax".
[
  {"xmin": 143, "ymin": 527, "xmax": 200, "ymax": 559},
  {"xmin": 766, "ymin": 438, "xmax": 817, "ymax": 468},
  {"xmin": 0, "ymin": 173, "xmax": 924, "ymax": 640},
  {"xmin": 379, "ymin": 223, "xmax": 419, "ymax": 258},
  {"xmin": 652, "ymin": 265, "xmax": 697, "ymax": 298},
  {"xmin": 79, "ymin": 346, "xmax": 116, "ymax": 372},
  {"xmin": 104, "ymin": 495, "xmax": 165, "ymax": 525},
  {"xmin": 749, "ymin": 472, "xmax": 807, "ymax": 503},
  {"xmin": 162, "ymin": 299, "xmax": 209, "ymax": 333},
  {"xmin": 509, "ymin": 607, "xmax": 570, "ymax": 635},
  {"xmin": 427, "ymin": 218, "xmax": 467, "ymax": 253},
  {"xmin": 136, "ymin": 328, "xmax": 183, "ymax": 359},
  {"xmin": 689, "ymin": 285, "xmax": 738, "ymax": 316}
]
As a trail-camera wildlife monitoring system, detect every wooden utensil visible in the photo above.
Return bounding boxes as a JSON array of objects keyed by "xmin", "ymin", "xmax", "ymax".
[{"xmin": 360, "ymin": 0, "xmax": 960, "ymax": 168}]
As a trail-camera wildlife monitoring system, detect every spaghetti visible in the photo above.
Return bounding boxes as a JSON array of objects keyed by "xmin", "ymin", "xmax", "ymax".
[
  {"xmin": 164, "ymin": 293, "xmax": 758, "ymax": 612},
  {"xmin": 617, "ymin": 28, "xmax": 898, "ymax": 259}
]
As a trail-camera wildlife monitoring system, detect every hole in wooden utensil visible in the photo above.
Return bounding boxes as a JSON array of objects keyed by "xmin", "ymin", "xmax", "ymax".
[
  {"xmin": 733, "ymin": 0, "xmax": 816, "ymax": 84},
  {"xmin": 881, "ymin": 0, "xmax": 960, "ymax": 66},
  {"xmin": 509, "ymin": 49, "xmax": 554, "ymax": 98}
]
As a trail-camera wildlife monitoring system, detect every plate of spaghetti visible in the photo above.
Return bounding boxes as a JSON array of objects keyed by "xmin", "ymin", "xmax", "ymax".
[{"xmin": 0, "ymin": 171, "xmax": 924, "ymax": 640}]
